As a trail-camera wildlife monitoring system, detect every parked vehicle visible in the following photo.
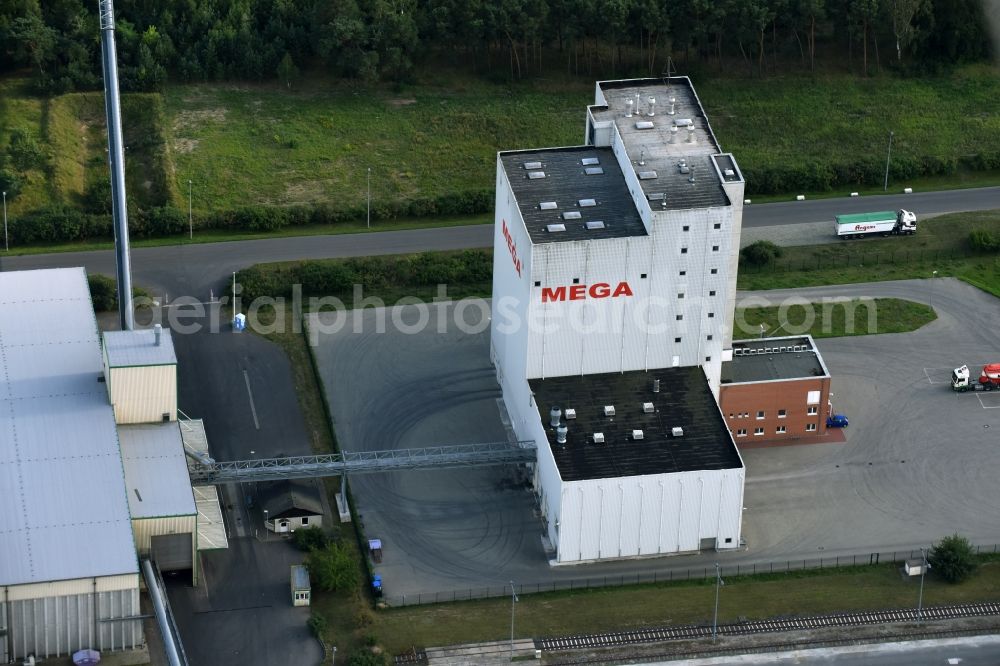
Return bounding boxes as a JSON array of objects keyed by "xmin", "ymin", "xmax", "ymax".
[
  {"xmin": 835, "ymin": 210, "xmax": 916, "ymax": 239},
  {"xmin": 826, "ymin": 414, "xmax": 849, "ymax": 428},
  {"xmin": 951, "ymin": 364, "xmax": 1000, "ymax": 391}
]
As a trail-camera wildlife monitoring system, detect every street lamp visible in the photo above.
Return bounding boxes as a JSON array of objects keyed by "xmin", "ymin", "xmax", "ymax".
[
  {"xmin": 918, "ymin": 547, "xmax": 931, "ymax": 620},
  {"xmin": 712, "ymin": 563, "xmax": 725, "ymax": 642},
  {"xmin": 883, "ymin": 131, "xmax": 894, "ymax": 192},
  {"xmin": 188, "ymin": 179, "xmax": 193, "ymax": 239},
  {"xmin": 510, "ymin": 580, "xmax": 519, "ymax": 659},
  {"xmin": 930, "ymin": 270, "xmax": 938, "ymax": 308},
  {"xmin": 2, "ymin": 190, "xmax": 7, "ymax": 252},
  {"xmin": 366, "ymin": 167, "xmax": 371, "ymax": 229}
]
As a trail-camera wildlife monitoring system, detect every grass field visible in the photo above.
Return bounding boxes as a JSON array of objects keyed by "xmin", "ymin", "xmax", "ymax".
[
  {"xmin": 310, "ymin": 559, "xmax": 1000, "ymax": 655},
  {"xmin": 737, "ymin": 210, "xmax": 1000, "ymax": 297},
  {"xmin": 733, "ymin": 298, "xmax": 936, "ymax": 339}
]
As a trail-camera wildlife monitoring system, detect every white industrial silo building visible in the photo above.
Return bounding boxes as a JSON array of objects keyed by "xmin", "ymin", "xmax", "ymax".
[{"xmin": 490, "ymin": 78, "xmax": 747, "ymax": 563}]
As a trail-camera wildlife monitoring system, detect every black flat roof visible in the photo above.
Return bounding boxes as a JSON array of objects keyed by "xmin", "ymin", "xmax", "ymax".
[
  {"xmin": 529, "ymin": 367, "xmax": 742, "ymax": 482},
  {"xmin": 722, "ymin": 337, "xmax": 828, "ymax": 384},
  {"xmin": 499, "ymin": 146, "xmax": 646, "ymax": 244}
]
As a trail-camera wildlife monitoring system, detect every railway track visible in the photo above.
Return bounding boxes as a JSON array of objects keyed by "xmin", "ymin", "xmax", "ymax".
[{"xmin": 536, "ymin": 601, "xmax": 1000, "ymax": 652}]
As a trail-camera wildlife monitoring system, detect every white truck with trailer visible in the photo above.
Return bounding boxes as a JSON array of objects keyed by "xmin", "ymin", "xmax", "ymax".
[
  {"xmin": 835, "ymin": 210, "xmax": 917, "ymax": 239},
  {"xmin": 952, "ymin": 364, "xmax": 1000, "ymax": 392}
]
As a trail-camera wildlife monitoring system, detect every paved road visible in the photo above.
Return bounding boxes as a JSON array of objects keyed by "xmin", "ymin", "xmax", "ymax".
[
  {"xmin": 665, "ymin": 634, "xmax": 1000, "ymax": 665},
  {"xmin": 2, "ymin": 187, "xmax": 997, "ymax": 298}
]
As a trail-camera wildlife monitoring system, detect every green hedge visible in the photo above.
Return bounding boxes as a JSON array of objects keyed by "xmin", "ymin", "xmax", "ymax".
[{"xmin": 237, "ymin": 250, "xmax": 493, "ymax": 303}]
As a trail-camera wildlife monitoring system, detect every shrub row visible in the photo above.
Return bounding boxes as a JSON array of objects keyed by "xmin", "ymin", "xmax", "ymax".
[
  {"xmin": 237, "ymin": 250, "xmax": 493, "ymax": 302},
  {"xmin": 6, "ymin": 188, "xmax": 494, "ymax": 245},
  {"xmin": 968, "ymin": 229, "xmax": 1000, "ymax": 252},
  {"xmin": 744, "ymin": 151, "xmax": 1000, "ymax": 195}
]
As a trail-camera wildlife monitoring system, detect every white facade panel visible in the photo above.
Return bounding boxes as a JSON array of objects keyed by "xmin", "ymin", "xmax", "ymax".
[
  {"xmin": 555, "ymin": 468, "xmax": 743, "ymax": 563},
  {"xmin": 109, "ymin": 364, "xmax": 177, "ymax": 424}
]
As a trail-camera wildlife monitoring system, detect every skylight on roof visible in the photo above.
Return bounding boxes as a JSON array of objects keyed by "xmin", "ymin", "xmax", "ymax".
[
  {"xmin": 585, "ymin": 167, "xmax": 604, "ymax": 175},
  {"xmin": 527, "ymin": 171, "xmax": 546, "ymax": 179},
  {"xmin": 539, "ymin": 201, "xmax": 558, "ymax": 210},
  {"xmin": 647, "ymin": 192, "xmax": 665, "ymax": 201},
  {"xmin": 547, "ymin": 224, "xmax": 567, "ymax": 233},
  {"xmin": 635, "ymin": 121, "xmax": 655, "ymax": 130},
  {"xmin": 585, "ymin": 220, "xmax": 606, "ymax": 230},
  {"xmin": 638, "ymin": 171, "xmax": 658, "ymax": 180},
  {"xmin": 562, "ymin": 211, "xmax": 582, "ymax": 220},
  {"xmin": 581, "ymin": 157, "xmax": 600, "ymax": 166},
  {"xmin": 524, "ymin": 161, "xmax": 542, "ymax": 169},
  {"xmin": 578, "ymin": 198, "xmax": 596, "ymax": 207}
]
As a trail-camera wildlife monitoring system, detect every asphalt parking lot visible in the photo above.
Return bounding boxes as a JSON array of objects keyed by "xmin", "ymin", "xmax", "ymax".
[{"xmin": 309, "ymin": 279, "xmax": 1000, "ymax": 599}]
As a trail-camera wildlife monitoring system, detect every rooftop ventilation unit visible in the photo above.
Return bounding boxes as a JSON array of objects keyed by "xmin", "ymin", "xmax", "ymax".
[
  {"xmin": 556, "ymin": 425, "xmax": 568, "ymax": 445},
  {"xmin": 647, "ymin": 192, "xmax": 665, "ymax": 201},
  {"xmin": 578, "ymin": 198, "xmax": 596, "ymax": 207},
  {"xmin": 539, "ymin": 201, "xmax": 558, "ymax": 210},
  {"xmin": 581, "ymin": 157, "xmax": 600, "ymax": 166},
  {"xmin": 638, "ymin": 171, "xmax": 658, "ymax": 180},
  {"xmin": 653, "ymin": 379, "xmax": 661, "ymax": 393},
  {"xmin": 523, "ymin": 161, "xmax": 542, "ymax": 170},
  {"xmin": 635, "ymin": 121, "xmax": 654, "ymax": 130},
  {"xmin": 670, "ymin": 126, "xmax": 678, "ymax": 143},
  {"xmin": 546, "ymin": 223, "xmax": 566, "ymax": 233},
  {"xmin": 632, "ymin": 429, "xmax": 645, "ymax": 440},
  {"xmin": 724, "ymin": 168, "xmax": 736, "ymax": 178},
  {"xmin": 604, "ymin": 405, "xmax": 616, "ymax": 417},
  {"xmin": 562, "ymin": 211, "xmax": 582, "ymax": 220},
  {"xmin": 593, "ymin": 432, "xmax": 605, "ymax": 444},
  {"xmin": 687, "ymin": 126, "xmax": 696, "ymax": 143},
  {"xmin": 585, "ymin": 220, "xmax": 606, "ymax": 230},
  {"xmin": 527, "ymin": 171, "xmax": 546, "ymax": 179},
  {"xmin": 625, "ymin": 98, "xmax": 634, "ymax": 118},
  {"xmin": 668, "ymin": 96, "xmax": 676, "ymax": 115},
  {"xmin": 565, "ymin": 408, "xmax": 577, "ymax": 420},
  {"xmin": 646, "ymin": 96, "xmax": 656, "ymax": 116},
  {"xmin": 549, "ymin": 406, "xmax": 562, "ymax": 427},
  {"xmin": 642, "ymin": 402, "xmax": 654, "ymax": 414},
  {"xmin": 672, "ymin": 426, "xmax": 684, "ymax": 437},
  {"xmin": 674, "ymin": 118, "xmax": 693, "ymax": 127},
  {"xmin": 585, "ymin": 167, "xmax": 605, "ymax": 175}
]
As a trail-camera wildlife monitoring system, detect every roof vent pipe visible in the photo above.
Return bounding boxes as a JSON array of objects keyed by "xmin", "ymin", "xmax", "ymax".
[
  {"xmin": 549, "ymin": 406, "xmax": 562, "ymax": 428},
  {"xmin": 653, "ymin": 379, "xmax": 661, "ymax": 393},
  {"xmin": 154, "ymin": 324, "xmax": 162, "ymax": 346},
  {"xmin": 668, "ymin": 96, "xmax": 676, "ymax": 115},
  {"xmin": 647, "ymin": 96, "xmax": 656, "ymax": 116},
  {"xmin": 625, "ymin": 99, "xmax": 634, "ymax": 118},
  {"xmin": 670, "ymin": 126, "xmax": 678, "ymax": 144},
  {"xmin": 556, "ymin": 425, "xmax": 568, "ymax": 445},
  {"xmin": 687, "ymin": 125, "xmax": 696, "ymax": 143}
]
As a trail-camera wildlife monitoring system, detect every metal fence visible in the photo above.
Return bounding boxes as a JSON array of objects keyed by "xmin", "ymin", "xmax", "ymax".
[
  {"xmin": 382, "ymin": 544, "xmax": 1000, "ymax": 607},
  {"xmin": 741, "ymin": 247, "xmax": 986, "ymax": 274}
]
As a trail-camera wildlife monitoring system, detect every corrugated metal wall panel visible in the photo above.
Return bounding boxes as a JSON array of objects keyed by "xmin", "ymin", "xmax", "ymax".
[
  {"xmin": 110, "ymin": 365, "xmax": 177, "ymax": 424},
  {"xmin": 618, "ymin": 481, "xmax": 643, "ymax": 556},
  {"xmin": 598, "ymin": 482, "xmax": 622, "ymax": 558},
  {"xmin": 131, "ymin": 516, "xmax": 196, "ymax": 553},
  {"xmin": 6, "ymin": 574, "xmax": 138, "ymax": 601},
  {"xmin": 7, "ymin": 585, "xmax": 141, "ymax": 660},
  {"xmin": 578, "ymin": 485, "xmax": 602, "ymax": 561}
]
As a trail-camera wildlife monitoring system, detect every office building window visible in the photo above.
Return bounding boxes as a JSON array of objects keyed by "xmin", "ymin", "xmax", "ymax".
[
  {"xmin": 736, "ymin": 429, "xmax": 747, "ymax": 437},
  {"xmin": 754, "ymin": 427, "xmax": 764, "ymax": 436},
  {"xmin": 807, "ymin": 406, "xmax": 818, "ymax": 415},
  {"xmin": 776, "ymin": 426, "xmax": 786, "ymax": 434},
  {"xmin": 778, "ymin": 409, "xmax": 787, "ymax": 418},
  {"xmin": 710, "ymin": 268, "xmax": 718, "ymax": 274},
  {"xmin": 756, "ymin": 410, "xmax": 765, "ymax": 419},
  {"xmin": 674, "ymin": 337, "xmax": 682, "ymax": 343}
]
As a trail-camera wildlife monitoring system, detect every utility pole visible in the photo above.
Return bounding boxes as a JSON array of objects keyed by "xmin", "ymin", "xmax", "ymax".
[
  {"xmin": 712, "ymin": 563, "xmax": 724, "ymax": 642},
  {"xmin": 2, "ymin": 190, "xmax": 7, "ymax": 252},
  {"xmin": 918, "ymin": 547, "xmax": 930, "ymax": 620},
  {"xmin": 510, "ymin": 580, "xmax": 518, "ymax": 659},
  {"xmin": 188, "ymin": 179, "xmax": 193, "ymax": 239},
  {"xmin": 883, "ymin": 131, "xmax": 894, "ymax": 192},
  {"xmin": 366, "ymin": 167, "xmax": 371, "ymax": 229}
]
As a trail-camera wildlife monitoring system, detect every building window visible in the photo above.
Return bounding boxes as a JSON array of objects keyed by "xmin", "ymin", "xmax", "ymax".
[
  {"xmin": 710, "ymin": 268, "xmax": 718, "ymax": 274},
  {"xmin": 807, "ymin": 406, "xmax": 818, "ymax": 415},
  {"xmin": 714, "ymin": 223, "xmax": 722, "ymax": 229},
  {"xmin": 756, "ymin": 410, "xmax": 765, "ymax": 419},
  {"xmin": 675, "ymin": 337, "xmax": 682, "ymax": 343},
  {"xmin": 736, "ymin": 429, "xmax": 747, "ymax": 437},
  {"xmin": 778, "ymin": 409, "xmax": 787, "ymax": 418},
  {"xmin": 754, "ymin": 427, "xmax": 764, "ymax": 436},
  {"xmin": 708, "ymin": 312, "xmax": 715, "ymax": 318},
  {"xmin": 678, "ymin": 292, "xmax": 685, "ymax": 299},
  {"xmin": 709, "ymin": 290, "xmax": 716, "ymax": 296},
  {"xmin": 683, "ymin": 225, "xmax": 690, "ymax": 231},
  {"xmin": 676, "ymin": 314, "xmax": 683, "ymax": 321},
  {"xmin": 712, "ymin": 245, "xmax": 719, "ymax": 252},
  {"xmin": 572, "ymin": 277, "xmax": 580, "ymax": 284},
  {"xmin": 302, "ymin": 516, "xmax": 309, "ymax": 525},
  {"xmin": 705, "ymin": 356, "xmax": 712, "ymax": 362},
  {"xmin": 679, "ymin": 270, "xmax": 687, "ymax": 276},
  {"xmin": 707, "ymin": 334, "xmax": 713, "ymax": 341},
  {"xmin": 640, "ymin": 273, "xmax": 647, "ymax": 278},
  {"xmin": 776, "ymin": 425, "xmax": 787, "ymax": 434},
  {"xmin": 806, "ymin": 423, "xmax": 817, "ymax": 432},
  {"xmin": 729, "ymin": 413, "xmax": 734, "ymax": 418},
  {"xmin": 534, "ymin": 281, "xmax": 541, "ymax": 287}
]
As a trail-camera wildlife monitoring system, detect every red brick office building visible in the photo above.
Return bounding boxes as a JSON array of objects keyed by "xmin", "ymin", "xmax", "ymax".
[{"xmin": 719, "ymin": 335, "xmax": 833, "ymax": 444}]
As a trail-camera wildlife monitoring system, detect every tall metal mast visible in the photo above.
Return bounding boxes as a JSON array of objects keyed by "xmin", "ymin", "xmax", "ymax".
[{"xmin": 97, "ymin": 0, "xmax": 134, "ymax": 330}]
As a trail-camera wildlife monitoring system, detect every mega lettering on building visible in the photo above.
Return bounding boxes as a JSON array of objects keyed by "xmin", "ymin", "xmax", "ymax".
[{"xmin": 489, "ymin": 78, "xmax": 748, "ymax": 564}]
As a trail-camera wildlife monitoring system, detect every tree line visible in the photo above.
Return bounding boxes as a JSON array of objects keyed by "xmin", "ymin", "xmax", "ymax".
[{"xmin": 0, "ymin": 0, "xmax": 992, "ymax": 93}]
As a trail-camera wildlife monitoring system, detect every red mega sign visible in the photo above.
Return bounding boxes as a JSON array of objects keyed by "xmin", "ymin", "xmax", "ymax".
[
  {"xmin": 541, "ymin": 282, "xmax": 634, "ymax": 302},
  {"xmin": 501, "ymin": 219, "xmax": 523, "ymax": 278}
]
